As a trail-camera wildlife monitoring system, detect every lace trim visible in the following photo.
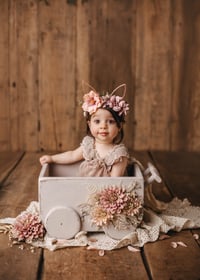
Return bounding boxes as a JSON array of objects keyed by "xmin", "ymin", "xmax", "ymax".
[
  {"xmin": 81, "ymin": 136, "xmax": 129, "ymax": 165},
  {"xmin": 1, "ymin": 198, "xmax": 199, "ymax": 251}
]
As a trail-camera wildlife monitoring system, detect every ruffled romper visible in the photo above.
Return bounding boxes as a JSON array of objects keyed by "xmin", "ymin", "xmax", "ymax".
[{"xmin": 78, "ymin": 136, "xmax": 129, "ymax": 177}]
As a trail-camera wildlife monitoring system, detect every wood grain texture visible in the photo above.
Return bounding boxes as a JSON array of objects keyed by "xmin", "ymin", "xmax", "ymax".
[
  {"xmin": 135, "ymin": 0, "xmax": 172, "ymax": 150},
  {"xmin": 0, "ymin": 151, "xmax": 24, "ymax": 184},
  {"xmin": 17, "ymin": 0, "xmax": 39, "ymax": 151},
  {"xmin": 144, "ymin": 230, "xmax": 200, "ymax": 280},
  {"xmin": 38, "ymin": 0, "xmax": 77, "ymax": 151},
  {"xmin": 0, "ymin": 152, "xmax": 42, "ymax": 280},
  {"xmin": 0, "ymin": 151, "xmax": 199, "ymax": 279},
  {"xmin": 144, "ymin": 150, "xmax": 200, "ymax": 280},
  {"xmin": 0, "ymin": 1, "xmax": 9, "ymax": 150},
  {"xmin": 0, "ymin": 152, "xmax": 41, "ymax": 216},
  {"xmin": 43, "ymin": 247, "xmax": 149, "ymax": 280},
  {"xmin": 0, "ymin": 0, "xmax": 200, "ymax": 152},
  {"xmin": 150, "ymin": 151, "xmax": 200, "ymax": 206}
]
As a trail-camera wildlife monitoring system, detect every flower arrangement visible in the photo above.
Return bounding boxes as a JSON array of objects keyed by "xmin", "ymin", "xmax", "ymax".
[
  {"xmin": 9, "ymin": 211, "xmax": 46, "ymax": 243},
  {"xmin": 82, "ymin": 90, "xmax": 103, "ymax": 115},
  {"xmin": 82, "ymin": 89, "xmax": 129, "ymax": 117},
  {"xmin": 85, "ymin": 186, "xmax": 143, "ymax": 230}
]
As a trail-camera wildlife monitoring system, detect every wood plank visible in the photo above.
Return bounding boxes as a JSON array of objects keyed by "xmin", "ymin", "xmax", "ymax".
[
  {"xmin": 17, "ymin": 0, "xmax": 39, "ymax": 151},
  {"xmin": 0, "ymin": 153, "xmax": 42, "ymax": 280},
  {"xmin": 170, "ymin": 0, "xmax": 200, "ymax": 151},
  {"xmin": 38, "ymin": 0, "xmax": 77, "ymax": 152},
  {"xmin": 143, "ymin": 151, "xmax": 200, "ymax": 280},
  {"xmin": 135, "ymin": 0, "xmax": 172, "ymax": 150},
  {"xmin": 0, "ymin": 1, "xmax": 9, "ymax": 150},
  {"xmin": 0, "ymin": 233, "xmax": 42, "ymax": 280},
  {"xmin": 0, "ymin": 153, "xmax": 42, "ymax": 216},
  {"xmin": 43, "ymin": 247, "xmax": 149, "ymax": 280},
  {"xmin": 150, "ymin": 151, "xmax": 200, "ymax": 205},
  {"xmin": 75, "ymin": 1, "xmax": 90, "ymax": 143},
  {"xmin": 0, "ymin": 151, "xmax": 24, "ymax": 185},
  {"xmin": 144, "ymin": 230, "xmax": 200, "ymax": 280},
  {"xmin": 8, "ymin": 0, "xmax": 20, "ymax": 151}
]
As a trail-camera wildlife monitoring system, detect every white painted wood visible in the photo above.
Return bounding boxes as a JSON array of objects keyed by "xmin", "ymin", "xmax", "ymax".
[{"xmin": 38, "ymin": 162, "xmax": 144, "ymax": 239}]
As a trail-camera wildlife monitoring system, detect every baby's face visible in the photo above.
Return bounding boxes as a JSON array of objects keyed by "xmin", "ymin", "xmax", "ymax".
[{"xmin": 88, "ymin": 108, "xmax": 120, "ymax": 144}]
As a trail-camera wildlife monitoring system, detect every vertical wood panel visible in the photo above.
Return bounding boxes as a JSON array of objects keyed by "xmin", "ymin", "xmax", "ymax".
[
  {"xmin": 180, "ymin": 0, "xmax": 200, "ymax": 151},
  {"xmin": 0, "ymin": 1, "xmax": 9, "ymax": 150},
  {"xmin": 75, "ymin": 1, "xmax": 90, "ymax": 144},
  {"xmin": 171, "ymin": 0, "xmax": 200, "ymax": 151},
  {"xmin": 0, "ymin": 0, "xmax": 200, "ymax": 152},
  {"xmin": 135, "ymin": 0, "xmax": 172, "ymax": 150},
  {"xmin": 38, "ymin": 0, "xmax": 77, "ymax": 151},
  {"xmin": 9, "ymin": 0, "xmax": 20, "ymax": 151},
  {"xmin": 16, "ymin": 0, "xmax": 39, "ymax": 151},
  {"xmin": 170, "ymin": 0, "xmax": 184, "ymax": 151}
]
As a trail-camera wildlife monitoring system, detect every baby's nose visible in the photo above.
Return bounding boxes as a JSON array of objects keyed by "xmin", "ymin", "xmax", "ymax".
[{"xmin": 100, "ymin": 121, "xmax": 107, "ymax": 128}]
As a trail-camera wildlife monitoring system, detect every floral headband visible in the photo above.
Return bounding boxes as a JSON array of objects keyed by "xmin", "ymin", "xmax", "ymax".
[{"xmin": 82, "ymin": 83, "xmax": 129, "ymax": 117}]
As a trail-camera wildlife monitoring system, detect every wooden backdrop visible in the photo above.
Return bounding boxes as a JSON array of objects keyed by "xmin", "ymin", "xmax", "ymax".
[{"xmin": 0, "ymin": 0, "xmax": 200, "ymax": 152}]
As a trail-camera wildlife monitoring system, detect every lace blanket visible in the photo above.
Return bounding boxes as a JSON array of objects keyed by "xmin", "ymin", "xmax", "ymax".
[{"xmin": 0, "ymin": 197, "xmax": 199, "ymax": 251}]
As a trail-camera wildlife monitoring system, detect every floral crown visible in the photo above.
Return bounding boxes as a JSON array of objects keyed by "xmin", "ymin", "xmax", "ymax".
[{"xmin": 82, "ymin": 83, "xmax": 129, "ymax": 117}]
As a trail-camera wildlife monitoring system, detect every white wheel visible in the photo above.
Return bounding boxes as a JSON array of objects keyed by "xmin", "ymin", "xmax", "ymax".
[
  {"xmin": 103, "ymin": 224, "xmax": 136, "ymax": 240},
  {"xmin": 45, "ymin": 206, "xmax": 81, "ymax": 239}
]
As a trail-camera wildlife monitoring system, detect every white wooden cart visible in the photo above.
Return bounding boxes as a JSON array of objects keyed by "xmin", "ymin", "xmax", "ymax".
[{"xmin": 38, "ymin": 161, "xmax": 160, "ymax": 240}]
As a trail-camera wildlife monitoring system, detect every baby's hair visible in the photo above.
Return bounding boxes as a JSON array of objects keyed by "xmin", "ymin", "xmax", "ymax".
[{"xmin": 85, "ymin": 107, "xmax": 125, "ymax": 144}]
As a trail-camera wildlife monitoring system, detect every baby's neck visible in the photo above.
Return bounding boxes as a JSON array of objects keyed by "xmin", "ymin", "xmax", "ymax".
[{"xmin": 95, "ymin": 141, "xmax": 114, "ymax": 158}]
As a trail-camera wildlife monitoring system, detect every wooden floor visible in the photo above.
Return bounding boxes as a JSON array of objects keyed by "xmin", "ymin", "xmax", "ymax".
[{"xmin": 0, "ymin": 151, "xmax": 200, "ymax": 280}]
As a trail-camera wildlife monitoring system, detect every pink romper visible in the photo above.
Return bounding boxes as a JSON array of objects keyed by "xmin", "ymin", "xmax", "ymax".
[{"xmin": 78, "ymin": 136, "xmax": 129, "ymax": 177}]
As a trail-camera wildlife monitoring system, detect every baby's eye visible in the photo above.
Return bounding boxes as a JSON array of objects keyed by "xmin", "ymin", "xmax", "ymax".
[
  {"xmin": 93, "ymin": 119, "xmax": 100, "ymax": 124},
  {"xmin": 108, "ymin": 119, "xmax": 116, "ymax": 124}
]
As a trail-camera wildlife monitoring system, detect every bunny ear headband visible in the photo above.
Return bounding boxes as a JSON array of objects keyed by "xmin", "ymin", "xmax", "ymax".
[{"xmin": 81, "ymin": 81, "xmax": 129, "ymax": 117}]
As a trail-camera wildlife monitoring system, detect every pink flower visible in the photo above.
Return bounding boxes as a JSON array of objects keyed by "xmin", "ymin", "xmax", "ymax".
[
  {"xmin": 98, "ymin": 187, "xmax": 128, "ymax": 215},
  {"xmin": 82, "ymin": 90, "xmax": 129, "ymax": 116},
  {"xmin": 10, "ymin": 212, "xmax": 46, "ymax": 243},
  {"xmin": 90, "ymin": 206, "xmax": 112, "ymax": 227},
  {"xmin": 82, "ymin": 91, "xmax": 102, "ymax": 115},
  {"xmin": 89, "ymin": 186, "xmax": 143, "ymax": 228},
  {"xmin": 102, "ymin": 95, "xmax": 129, "ymax": 116}
]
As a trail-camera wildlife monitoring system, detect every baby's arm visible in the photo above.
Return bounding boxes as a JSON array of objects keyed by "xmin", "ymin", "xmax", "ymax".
[
  {"xmin": 110, "ymin": 157, "xmax": 128, "ymax": 177},
  {"xmin": 39, "ymin": 146, "xmax": 83, "ymax": 165}
]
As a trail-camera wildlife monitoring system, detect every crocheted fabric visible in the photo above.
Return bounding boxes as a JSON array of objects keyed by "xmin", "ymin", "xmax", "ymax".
[{"xmin": 0, "ymin": 197, "xmax": 199, "ymax": 251}]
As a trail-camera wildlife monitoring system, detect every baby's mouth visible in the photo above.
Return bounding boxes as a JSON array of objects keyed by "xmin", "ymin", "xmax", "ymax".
[{"xmin": 99, "ymin": 132, "xmax": 108, "ymax": 136}]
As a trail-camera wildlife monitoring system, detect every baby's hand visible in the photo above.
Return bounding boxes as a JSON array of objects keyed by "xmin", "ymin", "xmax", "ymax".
[{"xmin": 39, "ymin": 155, "xmax": 52, "ymax": 165}]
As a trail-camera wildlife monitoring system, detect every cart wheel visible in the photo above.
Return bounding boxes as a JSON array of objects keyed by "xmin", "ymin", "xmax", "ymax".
[
  {"xmin": 103, "ymin": 224, "xmax": 136, "ymax": 240},
  {"xmin": 45, "ymin": 206, "xmax": 81, "ymax": 239}
]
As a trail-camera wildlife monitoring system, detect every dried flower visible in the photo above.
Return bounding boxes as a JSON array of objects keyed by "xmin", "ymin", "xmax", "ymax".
[
  {"xmin": 127, "ymin": 245, "xmax": 140, "ymax": 252},
  {"xmin": 193, "ymin": 233, "xmax": 199, "ymax": 240},
  {"xmin": 82, "ymin": 91, "xmax": 129, "ymax": 116},
  {"xmin": 102, "ymin": 94, "xmax": 129, "ymax": 116},
  {"xmin": 90, "ymin": 206, "xmax": 112, "ymax": 227},
  {"xmin": 82, "ymin": 91, "xmax": 102, "ymax": 115},
  {"xmin": 170, "ymin": 242, "xmax": 178, "ymax": 248},
  {"xmin": 9, "ymin": 211, "xmax": 46, "ymax": 243},
  {"xmin": 98, "ymin": 249, "xmax": 105, "ymax": 256},
  {"xmin": 88, "ymin": 186, "xmax": 143, "ymax": 229}
]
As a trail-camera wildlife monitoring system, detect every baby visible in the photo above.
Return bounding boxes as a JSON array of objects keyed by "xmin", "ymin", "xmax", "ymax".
[{"xmin": 40, "ymin": 84, "xmax": 130, "ymax": 177}]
